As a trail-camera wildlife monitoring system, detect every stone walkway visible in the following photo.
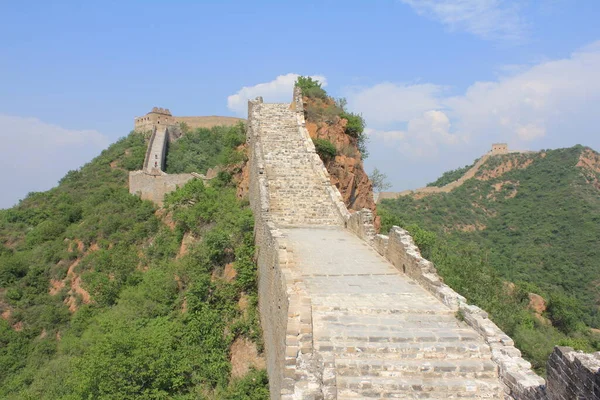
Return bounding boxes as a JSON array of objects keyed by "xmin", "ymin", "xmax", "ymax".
[
  {"xmin": 258, "ymin": 103, "xmax": 342, "ymax": 226},
  {"xmin": 283, "ymin": 227, "xmax": 504, "ymax": 399},
  {"xmin": 145, "ymin": 125, "xmax": 167, "ymax": 173}
]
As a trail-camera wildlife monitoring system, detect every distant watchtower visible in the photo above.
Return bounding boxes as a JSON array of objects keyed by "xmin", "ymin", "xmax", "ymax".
[
  {"xmin": 491, "ymin": 143, "xmax": 508, "ymax": 155},
  {"xmin": 134, "ymin": 107, "xmax": 175, "ymax": 132}
]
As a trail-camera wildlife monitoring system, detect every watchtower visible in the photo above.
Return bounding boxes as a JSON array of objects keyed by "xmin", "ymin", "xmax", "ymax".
[
  {"xmin": 134, "ymin": 107, "xmax": 175, "ymax": 132},
  {"xmin": 491, "ymin": 143, "xmax": 508, "ymax": 155}
]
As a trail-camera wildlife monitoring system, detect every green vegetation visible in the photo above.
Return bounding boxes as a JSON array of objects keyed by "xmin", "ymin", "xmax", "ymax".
[
  {"xmin": 166, "ymin": 123, "xmax": 246, "ymax": 174},
  {"xmin": 0, "ymin": 127, "xmax": 268, "ymax": 398},
  {"xmin": 426, "ymin": 159, "xmax": 478, "ymax": 187},
  {"xmin": 312, "ymin": 138, "xmax": 337, "ymax": 162},
  {"xmin": 340, "ymin": 111, "xmax": 365, "ymax": 138},
  {"xmin": 369, "ymin": 168, "xmax": 392, "ymax": 192},
  {"xmin": 379, "ymin": 145, "xmax": 600, "ymax": 373},
  {"xmin": 294, "ymin": 76, "xmax": 327, "ymax": 100},
  {"xmin": 295, "ymin": 76, "xmax": 369, "ymax": 159}
]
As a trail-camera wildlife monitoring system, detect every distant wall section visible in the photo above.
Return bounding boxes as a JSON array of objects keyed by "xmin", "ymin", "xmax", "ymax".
[
  {"xmin": 134, "ymin": 107, "xmax": 244, "ymax": 133},
  {"xmin": 376, "ymin": 143, "xmax": 535, "ymax": 202},
  {"xmin": 130, "ymin": 111, "xmax": 213, "ymax": 205},
  {"xmin": 129, "ymin": 171, "xmax": 199, "ymax": 205},
  {"xmin": 175, "ymin": 115, "xmax": 244, "ymax": 129}
]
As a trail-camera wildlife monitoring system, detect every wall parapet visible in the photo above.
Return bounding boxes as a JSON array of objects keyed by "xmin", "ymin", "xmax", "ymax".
[
  {"xmin": 348, "ymin": 209, "xmax": 547, "ymax": 399},
  {"xmin": 247, "ymin": 97, "xmax": 322, "ymax": 399},
  {"xmin": 546, "ymin": 346, "xmax": 600, "ymax": 399},
  {"xmin": 142, "ymin": 126, "xmax": 157, "ymax": 171}
]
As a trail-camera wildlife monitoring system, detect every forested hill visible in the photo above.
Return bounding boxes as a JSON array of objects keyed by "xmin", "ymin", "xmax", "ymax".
[
  {"xmin": 379, "ymin": 145, "xmax": 600, "ymax": 372},
  {"xmin": 0, "ymin": 125, "xmax": 269, "ymax": 399}
]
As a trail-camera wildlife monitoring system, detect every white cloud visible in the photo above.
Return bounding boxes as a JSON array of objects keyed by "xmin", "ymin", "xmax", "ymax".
[
  {"xmin": 346, "ymin": 82, "xmax": 443, "ymax": 126},
  {"xmin": 227, "ymin": 73, "xmax": 327, "ymax": 116},
  {"xmin": 400, "ymin": 0, "xmax": 527, "ymax": 41},
  {"xmin": 0, "ymin": 115, "xmax": 110, "ymax": 208},
  {"xmin": 347, "ymin": 41, "xmax": 600, "ymax": 157},
  {"xmin": 366, "ymin": 128, "xmax": 406, "ymax": 142},
  {"xmin": 516, "ymin": 123, "xmax": 546, "ymax": 141},
  {"xmin": 369, "ymin": 111, "xmax": 461, "ymax": 158}
]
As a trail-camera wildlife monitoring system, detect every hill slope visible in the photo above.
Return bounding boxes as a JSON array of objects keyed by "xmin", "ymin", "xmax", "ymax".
[
  {"xmin": 0, "ymin": 126, "xmax": 268, "ymax": 399},
  {"xmin": 379, "ymin": 145, "xmax": 600, "ymax": 371}
]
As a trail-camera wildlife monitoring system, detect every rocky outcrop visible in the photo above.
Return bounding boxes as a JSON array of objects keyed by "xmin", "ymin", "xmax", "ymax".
[{"xmin": 303, "ymin": 98, "xmax": 378, "ymax": 225}]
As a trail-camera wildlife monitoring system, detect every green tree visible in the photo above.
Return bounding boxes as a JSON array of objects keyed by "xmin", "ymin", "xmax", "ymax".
[{"xmin": 370, "ymin": 168, "xmax": 392, "ymax": 192}]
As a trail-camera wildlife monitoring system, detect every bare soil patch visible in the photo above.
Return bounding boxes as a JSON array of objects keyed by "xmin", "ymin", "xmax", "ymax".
[
  {"xmin": 477, "ymin": 158, "xmax": 533, "ymax": 181},
  {"xmin": 223, "ymin": 263, "xmax": 237, "ymax": 282},
  {"xmin": 229, "ymin": 337, "xmax": 265, "ymax": 379}
]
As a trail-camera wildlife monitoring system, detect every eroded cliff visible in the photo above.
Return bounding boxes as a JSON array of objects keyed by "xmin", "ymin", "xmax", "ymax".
[{"xmin": 302, "ymin": 96, "xmax": 379, "ymax": 229}]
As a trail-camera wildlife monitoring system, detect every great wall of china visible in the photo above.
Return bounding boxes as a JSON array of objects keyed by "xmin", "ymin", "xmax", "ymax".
[
  {"xmin": 376, "ymin": 144, "xmax": 536, "ymax": 203},
  {"xmin": 130, "ymin": 92, "xmax": 600, "ymax": 399},
  {"xmin": 128, "ymin": 107, "xmax": 242, "ymax": 204}
]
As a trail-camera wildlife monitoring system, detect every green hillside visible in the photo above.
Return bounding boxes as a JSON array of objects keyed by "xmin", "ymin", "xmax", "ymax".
[
  {"xmin": 379, "ymin": 145, "xmax": 600, "ymax": 372},
  {"xmin": 0, "ymin": 127, "xmax": 268, "ymax": 399}
]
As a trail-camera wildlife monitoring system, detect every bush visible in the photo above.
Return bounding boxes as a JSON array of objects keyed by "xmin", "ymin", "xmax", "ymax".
[
  {"xmin": 312, "ymin": 138, "xmax": 337, "ymax": 162},
  {"xmin": 295, "ymin": 76, "xmax": 327, "ymax": 100},
  {"xmin": 340, "ymin": 112, "xmax": 365, "ymax": 138},
  {"xmin": 340, "ymin": 111, "xmax": 368, "ymax": 158}
]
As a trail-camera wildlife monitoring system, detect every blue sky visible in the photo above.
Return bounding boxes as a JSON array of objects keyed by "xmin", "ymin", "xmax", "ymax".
[{"xmin": 1, "ymin": 0, "xmax": 599, "ymax": 207}]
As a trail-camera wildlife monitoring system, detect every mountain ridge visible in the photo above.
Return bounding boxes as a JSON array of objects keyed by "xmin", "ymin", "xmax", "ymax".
[{"xmin": 378, "ymin": 144, "xmax": 600, "ymax": 372}]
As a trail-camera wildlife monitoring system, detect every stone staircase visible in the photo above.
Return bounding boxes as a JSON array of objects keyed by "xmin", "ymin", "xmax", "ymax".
[
  {"xmin": 251, "ymin": 98, "xmax": 505, "ymax": 399},
  {"xmin": 257, "ymin": 103, "xmax": 341, "ymax": 226},
  {"xmin": 285, "ymin": 227, "xmax": 504, "ymax": 399},
  {"xmin": 145, "ymin": 125, "xmax": 167, "ymax": 173}
]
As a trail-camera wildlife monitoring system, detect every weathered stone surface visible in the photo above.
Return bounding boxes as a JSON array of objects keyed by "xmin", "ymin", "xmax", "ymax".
[{"xmin": 546, "ymin": 346, "xmax": 600, "ymax": 400}]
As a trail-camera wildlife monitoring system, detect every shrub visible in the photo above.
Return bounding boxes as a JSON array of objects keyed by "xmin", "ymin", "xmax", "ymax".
[
  {"xmin": 340, "ymin": 112, "xmax": 365, "ymax": 138},
  {"xmin": 340, "ymin": 111, "xmax": 369, "ymax": 158},
  {"xmin": 312, "ymin": 138, "xmax": 337, "ymax": 162},
  {"xmin": 295, "ymin": 76, "xmax": 327, "ymax": 100}
]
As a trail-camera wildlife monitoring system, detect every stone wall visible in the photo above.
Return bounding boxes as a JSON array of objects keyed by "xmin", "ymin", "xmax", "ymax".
[
  {"xmin": 377, "ymin": 153, "xmax": 491, "ymax": 202},
  {"xmin": 174, "ymin": 115, "xmax": 244, "ymax": 129},
  {"xmin": 247, "ymin": 98, "xmax": 319, "ymax": 399},
  {"xmin": 546, "ymin": 346, "xmax": 600, "ymax": 399},
  {"xmin": 130, "ymin": 124, "xmax": 208, "ymax": 205},
  {"xmin": 134, "ymin": 107, "xmax": 244, "ymax": 133},
  {"xmin": 128, "ymin": 171, "xmax": 202, "ymax": 206},
  {"xmin": 376, "ymin": 144, "xmax": 540, "ymax": 202},
  {"xmin": 247, "ymin": 89, "xmax": 600, "ymax": 399}
]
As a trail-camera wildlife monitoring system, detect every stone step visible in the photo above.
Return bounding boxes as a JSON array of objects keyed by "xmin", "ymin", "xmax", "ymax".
[
  {"xmin": 312, "ymin": 305, "xmax": 455, "ymax": 316},
  {"xmin": 337, "ymin": 376, "xmax": 504, "ymax": 398},
  {"xmin": 335, "ymin": 358, "xmax": 498, "ymax": 380},
  {"xmin": 313, "ymin": 312, "xmax": 461, "ymax": 328},
  {"xmin": 313, "ymin": 327, "xmax": 482, "ymax": 343},
  {"xmin": 315, "ymin": 341, "xmax": 492, "ymax": 359}
]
